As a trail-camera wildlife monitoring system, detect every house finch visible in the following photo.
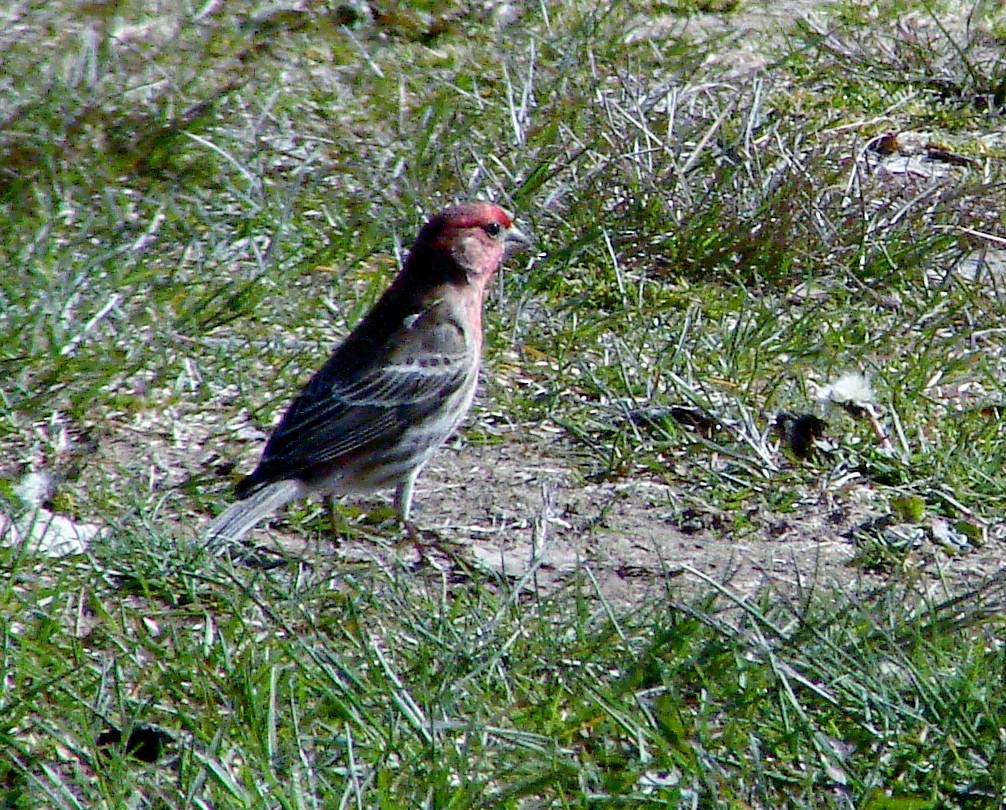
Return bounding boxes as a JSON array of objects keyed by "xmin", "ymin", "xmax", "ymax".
[{"xmin": 204, "ymin": 201, "xmax": 529, "ymax": 549}]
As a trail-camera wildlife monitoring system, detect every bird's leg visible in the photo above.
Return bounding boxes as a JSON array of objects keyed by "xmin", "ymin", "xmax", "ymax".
[
  {"xmin": 326, "ymin": 495, "xmax": 346, "ymax": 543},
  {"xmin": 394, "ymin": 470, "xmax": 420, "ymax": 540},
  {"xmin": 395, "ymin": 469, "xmax": 437, "ymax": 563},
  {"xmin": 393, "ymin": 473, "xmax": 416, "ymax": 526},
  {"xmin": 394, "ymin": 468, "xmax": 465, "ymax": 567}
]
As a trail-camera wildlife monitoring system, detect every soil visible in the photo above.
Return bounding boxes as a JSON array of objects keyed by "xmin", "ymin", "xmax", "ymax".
[{"xmin": 169, "ymin": 425, "xmax": 1005, "ymax": 606}]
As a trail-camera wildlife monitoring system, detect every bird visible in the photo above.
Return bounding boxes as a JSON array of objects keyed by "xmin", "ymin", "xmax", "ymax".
[{"xmin": 203, "ymin": 201, "xmax": 529, "ymax": 550}]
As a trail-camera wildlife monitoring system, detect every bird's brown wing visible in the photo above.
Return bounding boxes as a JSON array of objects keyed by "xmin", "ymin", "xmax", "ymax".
[{"xmin": 238, "ymin": 309, "xmax": 471, "ymax": 492}]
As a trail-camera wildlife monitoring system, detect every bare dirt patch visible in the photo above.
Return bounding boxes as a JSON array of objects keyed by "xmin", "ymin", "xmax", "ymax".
[
  {"xmin": 357, "ymin": 437, "xmax": 1006, "ymax": 603},
  {"xmin": 115, "ymin": 410, "xmax": 1003, "ymax": 605}
]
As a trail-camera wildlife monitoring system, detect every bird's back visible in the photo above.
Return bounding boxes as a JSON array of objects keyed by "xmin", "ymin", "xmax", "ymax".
[{"xmin": 235, "ymin": 286, "xmax": 477, "ymax": 499}]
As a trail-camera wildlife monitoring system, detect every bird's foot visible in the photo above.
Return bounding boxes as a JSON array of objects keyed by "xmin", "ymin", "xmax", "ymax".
[
  {"xmin": 216, "ymin": 541, "xmax": 291, "ymax": 570},
  {"xmin": 401, "ymin": 522, "xmax": 468, "ymax": 569}
]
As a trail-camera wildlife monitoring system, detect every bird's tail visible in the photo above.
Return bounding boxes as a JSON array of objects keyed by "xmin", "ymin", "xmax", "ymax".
[{"xmin": 202, "ymin": 479, "xmax": 304, "ymax": 554}]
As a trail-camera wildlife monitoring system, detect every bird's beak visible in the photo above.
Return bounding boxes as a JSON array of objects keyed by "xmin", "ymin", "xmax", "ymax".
[{"xmin": 503, "ymin": 223, "xmax": 532, "ymax": 258}]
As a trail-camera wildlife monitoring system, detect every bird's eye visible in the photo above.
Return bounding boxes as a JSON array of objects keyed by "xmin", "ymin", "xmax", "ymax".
[{"xmin": 485, "ymin": 222, "xmax": 502, "ymax": 238}]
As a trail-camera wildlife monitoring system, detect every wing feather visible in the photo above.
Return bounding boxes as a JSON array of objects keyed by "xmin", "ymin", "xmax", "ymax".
[{"xmin": 250, "ymin": 308, "xmax": 472, "ymax": 480}]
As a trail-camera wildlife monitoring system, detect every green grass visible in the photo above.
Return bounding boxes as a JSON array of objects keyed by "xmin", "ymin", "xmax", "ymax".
[
  {"xmin": 3, "ymin": 0, "xmax": 1006, "ymax": 806},
  {"xmin": 7, "ymin": 545, "xmax": 1006, "ymax": 806}
]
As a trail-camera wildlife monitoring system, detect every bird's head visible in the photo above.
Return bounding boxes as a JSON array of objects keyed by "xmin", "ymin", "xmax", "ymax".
[{"xmin": 408, "ymin": 201, "xmax": 530, "ymax": 289}]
